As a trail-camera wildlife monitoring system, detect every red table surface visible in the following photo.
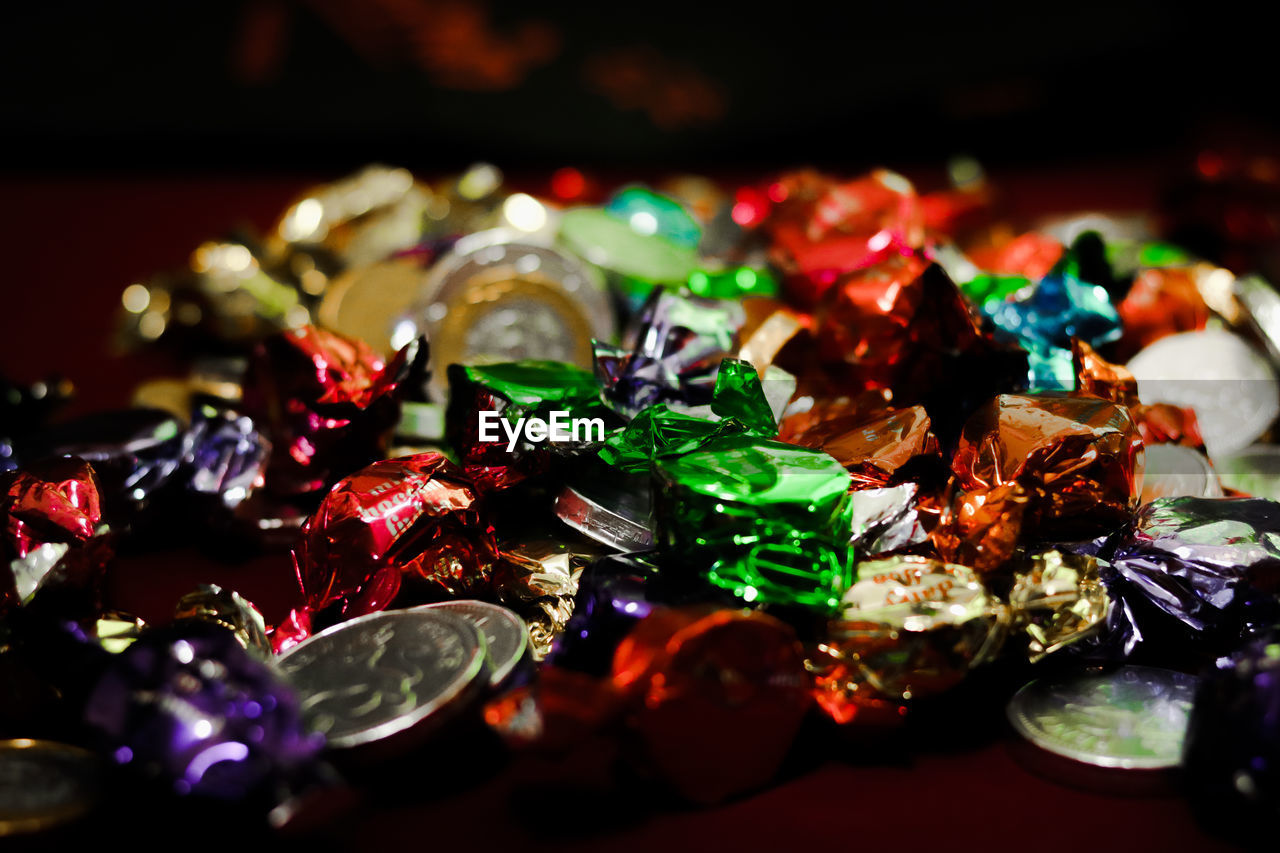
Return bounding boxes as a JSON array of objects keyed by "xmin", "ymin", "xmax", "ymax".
[{"xmin": 0, "ymin": 170, "xmax": 1243, "ymax": 851}]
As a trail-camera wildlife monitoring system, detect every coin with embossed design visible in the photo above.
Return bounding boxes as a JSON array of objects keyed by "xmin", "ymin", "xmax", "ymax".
[
  {"xmin": 276, "ymin": 610, "xmax": 489, "ymax": 751},
  {"xmin": 416, "ymin": 600, "xmax": 529, "ymax": 689},
  {"xmin": 1007, "ymin": 666, "xmax": 1198, "ymax": 770}
]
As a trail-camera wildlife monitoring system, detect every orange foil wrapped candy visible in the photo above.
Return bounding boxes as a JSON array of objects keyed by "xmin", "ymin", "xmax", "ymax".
[
  {"xmin": 812, "ymin": 257, "xmax": 1028, "ymax": 444},
  {"xmin": 1071, "ymin": 339, "xmax": 1139, "ymax": 405},
  {"xmin": 953, "ymin": 394, "xmax": 1144, "ymax": 537},
  {"xmin": 930, "ymin": 480, "xmax": 1033, "ymax": 576},
  {"xmin": 611, "ymin": 607, "xmax": 811, "ymax": 804},
  {"xmin": 787, "ymin": 405, "xmax": 942, "ymax": 489},
  {"xmin": 775, "ymin": 391, "xmax": 892, "ymax": 443},
  {"xmin": 1071, "ymin": 339, "xmax": 1205, "ymax": 451},
  {"xmin": 815, "ymin": 253, "xmax": 933, "ymax": 378},
  {"xmin": 281, "ymin": 453, "xmax": 496, "ymax": 650},
  {"xmin": 1115, "ymin": 267, "xmax": 1210, "ymax": 360}
]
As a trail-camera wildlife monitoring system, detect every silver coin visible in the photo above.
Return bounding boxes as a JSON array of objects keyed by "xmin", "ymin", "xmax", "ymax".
[
  {"xmin": 276, "ymin": 610, "xmax": 488, "ymax": 751},
  {"xmin": 1139, "ymin": 443, "xmax": 1222, "ymax": 504},
  {"xmin": 402, "ymin": 228, "xmax": 614, "ymax": 398},
  {"xmin": 1234, "ymin": 274, "xmax": 1280, "ymax": 365},
  {"xmin": 1126, "ymin": 329, "xmax": 1280, "ymax": 460},
  {"xmin": 416, "ymin": 600, "xmax": 528, "ymax": 688},
  {"xmin": 1007, "ymin": 666, "xmax": 1199, "ymax": 770},
  {"xmin": 0, "ymin": 740, "xmax": 100, "ymax": 835},
  {"xmin": 554, "ymin": 477, "xmax": 654, "ymax": 552},
  {"xmin": 1215, "ymin": 443, "xmax": 1280, "ymax": 500}
]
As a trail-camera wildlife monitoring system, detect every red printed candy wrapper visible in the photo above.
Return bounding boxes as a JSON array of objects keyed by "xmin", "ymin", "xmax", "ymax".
[
  {"xmin": 0, "ymin": 456, "xmax": 112, "ymax": 617},
  {"xmin": 243, "ymin": 326, "xmax": 420, "ymax": 498},
  {"xmin": 952, "ymin": 394, "xmax": 1143, "ymax": 538},
  {"xmin": 610, "ymin": 606, "xmax": 811, "ymax": 804},
  {"xmin": 277, "ymin": 453, "xmax": 496, "ymax": 652}
]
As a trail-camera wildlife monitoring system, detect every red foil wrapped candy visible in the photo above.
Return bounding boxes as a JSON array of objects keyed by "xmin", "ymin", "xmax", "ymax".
[
  {"xmin": 0, "ymin": 457, "xmax": 112, "ymax": 617},
  {"xmin": 281, "ymin": 453, "xmax": 496, "ymax": 650},
  {"xmin": 763, "ymin": 170, "xmax": 925, "ymax": 307},
  {"xmin": 243, "ymin": 326, "xmax": 421, "ymax": 498}
]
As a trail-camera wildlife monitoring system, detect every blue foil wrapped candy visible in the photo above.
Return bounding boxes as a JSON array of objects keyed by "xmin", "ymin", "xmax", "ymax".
[{"xmin": 980, "ymin": 263, "xmax": 1122, "ymax": 392}]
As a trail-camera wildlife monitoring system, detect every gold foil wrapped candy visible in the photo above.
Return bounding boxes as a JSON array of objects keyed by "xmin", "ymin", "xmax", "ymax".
[
  {"xmin": 826, "ymin": 556, "xmax": 1010, "ymax": 703},
  {"xmin": 1008, "ymin": 550, "xmax": 1109, "ymax": 662},
  {"xmin": 173, "ymin": 583, "xmax": 272, "ymax": 658},
  {"xmin": 493, "ymin": 538, "xmax": 605, "ymax": 659}
]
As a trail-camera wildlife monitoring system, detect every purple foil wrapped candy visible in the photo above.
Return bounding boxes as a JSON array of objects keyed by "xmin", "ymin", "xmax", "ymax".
[
  {"xmin": 1086, "ymin": 497, "xmax": 1280, "ymax": 663},
  {"xmin": 547, "ymin": 552, "xmax": 664, "ymax": 677},
  {"xmin": 181, "ymin": 407, "xmax": 270, "ymax": 511},
  {"xmin": 596, "ymin": 289, "xmax": 744, "ymax": 418},
  {"xmin": 1184, "ymin": 634, "xmax": 1280, "ymax": 838},
  {"xmin": 84, "ymin": 625, "xmax": 324, "ymax": 800}
]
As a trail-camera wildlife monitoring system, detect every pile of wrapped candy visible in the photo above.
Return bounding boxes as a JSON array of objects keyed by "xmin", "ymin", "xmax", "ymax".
[{"xmin": 5, "ymin": 162, "xmax": 1280, "ymax": 838}]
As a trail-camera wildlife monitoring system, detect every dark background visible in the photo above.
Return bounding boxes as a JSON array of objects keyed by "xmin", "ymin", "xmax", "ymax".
[{"xmin": 5, "ymin": 0, "xmax": 1279, "ymax": 174}]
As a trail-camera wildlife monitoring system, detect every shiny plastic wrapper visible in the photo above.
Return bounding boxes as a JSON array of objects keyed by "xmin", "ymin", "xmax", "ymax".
[{"xmin": 653, "ymin": 435, "xmax": 854, "ymax": 612}]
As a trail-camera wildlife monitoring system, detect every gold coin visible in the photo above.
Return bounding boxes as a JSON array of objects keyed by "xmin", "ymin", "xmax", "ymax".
[{"xmin": 318, "ymin": 259, "xmax": 424, "ymax": 355}]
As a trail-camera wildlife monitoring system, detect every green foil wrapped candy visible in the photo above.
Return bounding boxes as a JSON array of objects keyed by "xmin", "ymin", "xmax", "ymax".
[
  {"xmin": 686, "ymin": 266, "xmax": 780, "ymax": 300},
  {"xmin": 653, "ymin": 434, "xmax": 855, "ymax": 612},
  {"xmin": 446, "ymin": 360, "xmax": 613, "ymax": 491},
  {"xmin": 598, "ymin": 358, "xmax": 777, "ymax": 474}
]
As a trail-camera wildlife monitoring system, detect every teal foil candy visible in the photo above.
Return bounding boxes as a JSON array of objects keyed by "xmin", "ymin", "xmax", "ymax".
[
  {"xmin": 653, "ymin": 434, "xmax": 855, "ymax": 612},
  {"xmin": 604, "ymin": 186, "xmax": 703, "ymax": 249},
  {"xmin": 981, "ymin": 267, "xmax": 1122, "ymax": 352},
  {"xmin": 1026, "ymin": 344, "xmax": 1076, "ymax": 392}
]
